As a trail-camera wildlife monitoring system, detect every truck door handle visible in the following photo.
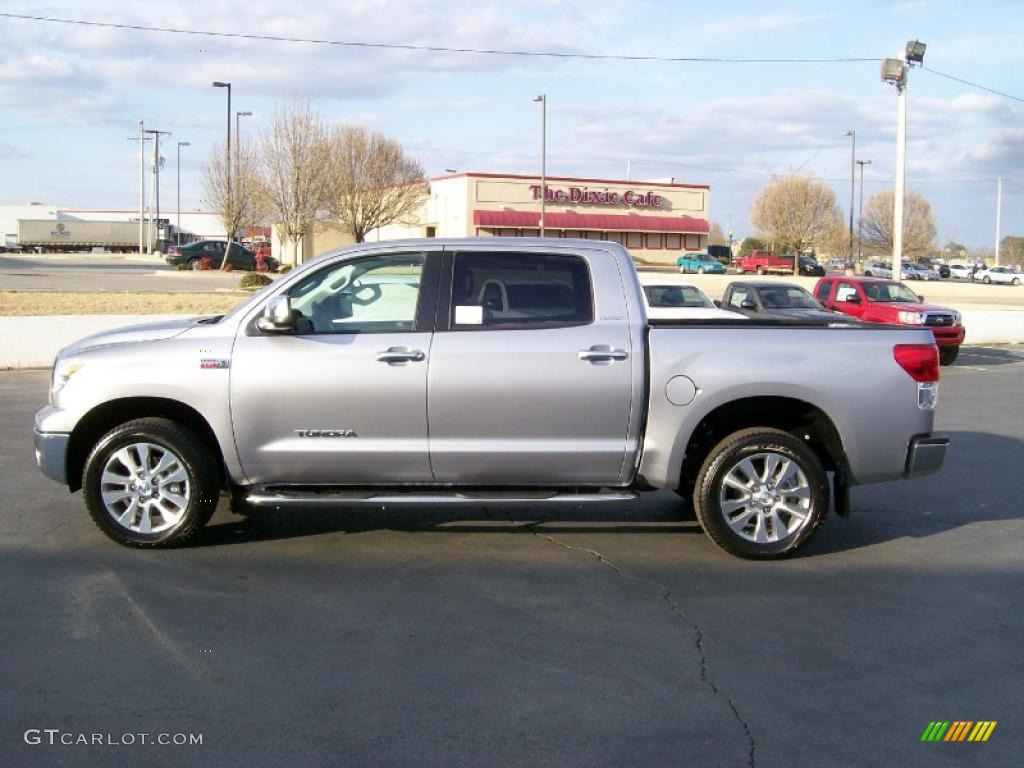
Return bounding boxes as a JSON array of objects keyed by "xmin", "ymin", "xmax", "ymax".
[
  {"xmin": 579, "ymin": 345, "xmax": 628, "ymax": 363},
  {"xmin": 376, "ymin": 347, "xmax": 425, "ymax": 363}
]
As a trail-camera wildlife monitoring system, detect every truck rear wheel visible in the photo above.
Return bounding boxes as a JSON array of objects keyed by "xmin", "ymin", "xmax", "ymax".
[
  {"xmin": 756, "ymin": 266, "xmax": 766, "ymax": 275},
  {"xmin": 82, "ymin": 418, "xmax": 219, "ymax": 548},
  {"xmin": 693, "ymin": 428, "xmax": 829, "ymax": 559}
]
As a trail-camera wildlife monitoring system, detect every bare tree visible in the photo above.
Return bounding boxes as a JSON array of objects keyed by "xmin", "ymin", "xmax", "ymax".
[
  {"xmin": 708, "ymin": 222, "xmax": 727, "ymax": 246},
  {"xmin": 203, "ymin": 139, "xmax": 265, "ymax": 270},
  {"xmin": 326, "ymin": 126, "xmax": 427, "ymax": 243},
  {"xmin": 259, "ymin": 100, "xmax": 332, "ymax": 267},
  {"xmin": 860, "ymin": 189, "xmax": 937, "ymax": 261},
  {"xmin": 751, "ymin": 175, "xmax": 844, "ymax": 271}
]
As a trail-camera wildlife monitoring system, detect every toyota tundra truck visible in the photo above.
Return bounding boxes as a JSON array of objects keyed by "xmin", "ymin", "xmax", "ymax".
[{"xmin": 34, "ymin": 239, "xmax": 949, "ymax": 559}]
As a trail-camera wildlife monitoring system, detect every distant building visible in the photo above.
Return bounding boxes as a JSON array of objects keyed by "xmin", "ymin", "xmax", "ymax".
[{"xmin": 287, "ymin": 172, "xmax": 711, "ymax": 266}]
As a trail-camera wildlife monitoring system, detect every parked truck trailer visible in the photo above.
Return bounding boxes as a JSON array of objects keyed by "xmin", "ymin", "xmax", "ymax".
[{"xmin": 17, "ymin": 219, "xmax": 152, "ymax": 253}]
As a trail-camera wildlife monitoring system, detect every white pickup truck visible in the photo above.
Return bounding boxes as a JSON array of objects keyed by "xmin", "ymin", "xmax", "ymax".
[{"xmin": 34, "ymin": 239, "xmax": 949, "ymax": 558}]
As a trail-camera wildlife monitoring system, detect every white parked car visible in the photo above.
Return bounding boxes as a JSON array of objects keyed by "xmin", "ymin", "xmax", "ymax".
[
  {"xmin": 948, "ymin": 264, "xmax": 972, "ymax": 280},
  {"xmin": 975, "ymin": 266, "xmax": 1021, "ymax": 286},
  {"xmin": 639, "ymin": 280, "xmax": 747, "ymax": 320},
  {"xmin": 862, "ymin": 261, "xmax": 893, "ymax": 279}
]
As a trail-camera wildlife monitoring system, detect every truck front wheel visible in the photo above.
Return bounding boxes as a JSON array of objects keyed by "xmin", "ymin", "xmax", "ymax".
[
  {"xmin": 939, "ymin": 346, "xmax": 959, "ymax": 366},
  {"xmin": 693, "ymin": 428, "xmax": 829, "ymax": 559},
  {"xmin": 82, "ymin": 418, "xmax": 219, "ymax": 548}
]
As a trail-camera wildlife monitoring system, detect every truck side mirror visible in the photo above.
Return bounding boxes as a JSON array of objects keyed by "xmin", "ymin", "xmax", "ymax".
[
  {"xmin": 740, "ymin": 299, "xmax": 757, "ymax": 310},
  {"xmin": 917, "ymin": 295, "xmax": 924, "ymax": 302},
  {"xmin": 257, "ymin": 295, "xmax": 296, "ymax": 333},
  {"xmin": 845, "ymin": 294, "xmax": 861, "ymax": 303}
]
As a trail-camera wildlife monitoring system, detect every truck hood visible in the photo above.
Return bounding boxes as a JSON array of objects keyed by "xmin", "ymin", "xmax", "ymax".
[
  {"xmin": 60, "ymin": 316, "xmax": 209, "ymax": 356},
  {"xmin": 878, "ymin": 302, "xmax": 957, "ymax": 315}
]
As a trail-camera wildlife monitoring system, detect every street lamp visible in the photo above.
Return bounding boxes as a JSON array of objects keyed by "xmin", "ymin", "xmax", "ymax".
[
  {"xmin": 534, "ymin": 94, "xmax": 546, "ymax": 237},
  {"xmin": 176, "ymin": 141, "xmax": 190, "ymax": 246},
  {"xmin": 856, "ymin": 159, "xmax": 871, "ymax": 262},
  {"xmin": 212, "ymin": 81, "xmax": 232, "ymax": 242},
  {"xmin": 881, "ymin": 40, "xmax": 926, "ymax": 281},
  {"xmin": 845, "ymin": 129, "xmax": 856, "ymax": 264}
]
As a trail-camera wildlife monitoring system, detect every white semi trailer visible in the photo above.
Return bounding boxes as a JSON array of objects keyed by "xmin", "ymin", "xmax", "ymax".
[{"xmin": 17, "ymin": 219, "xmax": 154, "ymax": 253}]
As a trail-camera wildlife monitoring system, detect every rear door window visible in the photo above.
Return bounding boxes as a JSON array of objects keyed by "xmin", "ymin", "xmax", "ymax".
[{"xmin": 449, "ymin": 252, "xmax": 593, "ymax": 329}]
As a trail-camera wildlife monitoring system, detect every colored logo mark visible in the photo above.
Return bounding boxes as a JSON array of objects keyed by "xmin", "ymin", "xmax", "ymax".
[{"xmin": 921, "ymin": 721, "xmax": 997, "ymax": 742}]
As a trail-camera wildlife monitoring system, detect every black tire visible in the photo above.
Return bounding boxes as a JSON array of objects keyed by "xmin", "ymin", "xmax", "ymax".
[
  {"xmin": 756, "ymin": 266, "xmax": 766, "ymax": 275},
  {"xmin": 983, "ymin": 276, "xmax": 991, "ymax": 284},
  {"xmin": 693, "ymin": 428, "xmax": 829, "ymax": 559},
  {"xmin": 187, "ymin": 258, "xmax": 200, "ymax": 271},
  {"xmin": 82, "ymin": 418, "xmax": 219, "ymax": 548},
  {"xmin": 864, "ymin": 270, "xmax": 873, "ymax": 277},
  {"xmin": 939, "ymin": 346, "xmax": 959, "ymax": 366},
  {"xmin": 1013, "ymin": 278, "xmax": 1020, "ymax": 286}
]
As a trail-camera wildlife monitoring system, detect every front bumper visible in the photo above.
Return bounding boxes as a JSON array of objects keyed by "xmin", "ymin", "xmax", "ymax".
[
  {"xmin": 34, "ymin": 429, "xmax": 69, "ymax": 485},
  {"xmin": 904, "ymin": 434, "xmax": 949, "ymax": 478}
]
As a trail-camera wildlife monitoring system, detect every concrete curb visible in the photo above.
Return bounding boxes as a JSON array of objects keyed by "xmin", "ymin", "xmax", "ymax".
[{"xmin": 1, "ymin": 311, "xmax": 1021, "ymax": 369}]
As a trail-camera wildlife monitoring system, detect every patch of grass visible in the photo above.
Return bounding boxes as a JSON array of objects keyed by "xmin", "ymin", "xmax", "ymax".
[{"xmin": 0, "ymin": 291, "xmax": 249, "ymax": 316}]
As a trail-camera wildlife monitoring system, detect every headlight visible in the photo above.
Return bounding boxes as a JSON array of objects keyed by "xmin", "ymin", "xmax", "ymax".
[
  {"xmin": 897, "ymin": 311, "xmax": 925, "ymax": 324},
  {"xmin": 952, "ymin": 311, "xmax": 962, "ymax": 325},
  {"xmin": 51, "ymin": 357, "xmax": 84, "ymax": 395}
]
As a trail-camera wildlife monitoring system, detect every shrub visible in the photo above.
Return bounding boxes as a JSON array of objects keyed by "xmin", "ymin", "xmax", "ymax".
[
  {"xmin": 239, "ymin": 272, "xmax": 273, "ymax": 290},
  {"xmin": 279, "ymin": 265, "xmax": 293, "ymax": 274},
  {"xmin": 176, "ymin": 263, "xmax": 188, "ymax": 271}
]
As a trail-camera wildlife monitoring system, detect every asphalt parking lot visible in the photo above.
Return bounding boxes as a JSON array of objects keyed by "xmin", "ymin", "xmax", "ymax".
[
  {"xmin": 1, "ymin": 355, "xmax": 1022, "ymax": 768},
  {"xmin": 0, "ymin": 253, "xmax": 243, "ymax": 292}
]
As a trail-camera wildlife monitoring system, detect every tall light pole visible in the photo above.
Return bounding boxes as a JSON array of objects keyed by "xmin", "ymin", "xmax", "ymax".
[
  {"xmin": 881, "ymin": 40, "xmax": 926, "ymax": 281},
  {"xmin": 235, "ymin": 111, "xmax": 252, "ymax": 243},
  {"xmin": 995, "ymin": 177, "xmax": 1003, "ymax": 266},
  {"xmin": 845, "ymin": 129, "xmax": 856, "ymax": 263},
  {"xmin": 856, "ymin": 159, "xmax": 871, "ymax": 262},
  {"xmin": 534, "ymin": 94, "xmax": 546, "ymax": 237},
  {"xmin": 212, "ymin": 81, "xmax": 232, "ymax": 242},
  {"xmin": 176, "ymin": 141, "xmax": 190, "ymax": 246}
]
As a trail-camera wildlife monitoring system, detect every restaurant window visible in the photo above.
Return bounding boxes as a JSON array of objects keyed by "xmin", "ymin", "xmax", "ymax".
[
  {"xmin": 665, "ymin": 233, "xmax": 683, "ymax": 250},
  {"xmin": 565, "ymin": 230, "xmax": 583, "ymax": 239},
  {"xmin": 684, "ymin": 234, "xmax": 701, "ymax": 250},
  {"xmin": 521, "ymin": 229, "xmax": 540, "ymax": 237},
  {"xmin": 646, "ymin": 233, "xmax": 664, "ymax": 250},
  {"xmin": 605, "ymin": 232, "xmax": 625, "ymax": 245},
  {"xmin": 625, "ymin": 232, "xmax": 643, "ymax": 249},
  {"xmin": 585, "ymin": 231, "xmax": 603, "ymax": 240}
]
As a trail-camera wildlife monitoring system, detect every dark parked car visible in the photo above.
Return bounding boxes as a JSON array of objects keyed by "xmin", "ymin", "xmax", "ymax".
[
  {"xmin": 798, "ymin": 255, "xmax": 826, "ymax": 276},
  {"xmin": 722, "ymin": 280, "xmax": 857, "ymax": 324},
  {"xmin": 165, "ymin": 240, "xmax": 278, "ymax": 271}
]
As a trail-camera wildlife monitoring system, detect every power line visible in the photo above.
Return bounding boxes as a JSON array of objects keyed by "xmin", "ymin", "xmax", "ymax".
[
  {"xmin": 921, "ymin": 67, "xmax": 1024, "ymax": 103},
  {"xmin": 0, "ymin": 12, "xmax": 880, "ymax": 63}
]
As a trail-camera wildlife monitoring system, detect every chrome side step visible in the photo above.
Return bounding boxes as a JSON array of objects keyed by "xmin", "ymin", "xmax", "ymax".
[{"xmin": 246, "ymin": 489, "xmax": 638, "ymax": 507}]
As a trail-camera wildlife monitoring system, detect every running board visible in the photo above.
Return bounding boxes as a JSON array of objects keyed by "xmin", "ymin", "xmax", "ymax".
[{"xmin": 245, "ymin": 489, "xmax": 638, "ymax": 507}]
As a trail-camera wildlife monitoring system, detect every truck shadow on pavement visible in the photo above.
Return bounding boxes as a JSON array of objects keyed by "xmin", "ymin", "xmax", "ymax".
[{"xmin": 198, "ymin": 430, "xmax": 1021, "ymax": 556}]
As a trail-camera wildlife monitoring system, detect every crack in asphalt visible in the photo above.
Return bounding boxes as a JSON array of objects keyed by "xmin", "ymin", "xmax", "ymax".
[{"xmin": 502, "ymin": 511, "xmax": 756, "ymax": 768}]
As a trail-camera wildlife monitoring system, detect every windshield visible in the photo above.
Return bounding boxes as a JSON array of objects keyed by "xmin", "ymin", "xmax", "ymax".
[
  {"xmin": 643, "ymin": 285, "xmax": 713, "ymax": 308},
  {"xmin": 863, "ymin": 282, "xmax": 919, "ymax": 302},
  {"xmin": 758, "ymin": 286, "xmax": 822, "ymax": 309}
]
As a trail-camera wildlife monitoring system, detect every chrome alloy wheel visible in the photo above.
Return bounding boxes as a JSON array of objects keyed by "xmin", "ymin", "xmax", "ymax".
[
  {"xmin": 719, "ymin": 452, "xmax": 812, "ymax": 544},
  {"xmin": 99, "ymin": 442, "xmax": 190, "ymax": 534}
]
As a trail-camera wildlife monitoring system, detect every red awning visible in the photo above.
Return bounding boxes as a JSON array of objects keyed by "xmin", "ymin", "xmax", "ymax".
[{"xmin": 473, "ymin": 209, "xmax": 709, "ymax": 233}]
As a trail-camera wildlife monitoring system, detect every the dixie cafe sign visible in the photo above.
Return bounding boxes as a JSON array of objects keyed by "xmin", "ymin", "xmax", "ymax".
[{"xmin": 529, "ymin": 185, "xmax": 664, "ymax": 208}]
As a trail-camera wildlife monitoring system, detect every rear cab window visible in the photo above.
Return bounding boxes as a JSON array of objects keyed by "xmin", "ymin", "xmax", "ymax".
[{"xmin": 815, "ymin": 280, "xmax": 833, "ymax": 303}]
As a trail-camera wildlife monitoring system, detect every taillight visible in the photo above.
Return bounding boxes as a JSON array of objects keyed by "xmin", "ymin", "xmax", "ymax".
[
  {"xmin": 168, "ymin": 247, "xmax": 179, "ymax": 256},
  {"xmin": 894, "ymin": 344, "xmax": 939, "ymax": 382}
]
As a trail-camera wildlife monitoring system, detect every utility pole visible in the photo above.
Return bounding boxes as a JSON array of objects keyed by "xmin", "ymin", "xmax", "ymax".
[
  {"xmin": 137, "ymin": 121, "xmax": 146, "ymax": 255},
  {"xmin": 144, "ymin": 129, "xmax": 171, "ymax": 253},
  {"xmin": 995, "ymin": 177, "xmax": 1002, "ymax": 266},
  {"xmin": 177, "ymin": 141, "xmax": 190, "ymax": 246}
]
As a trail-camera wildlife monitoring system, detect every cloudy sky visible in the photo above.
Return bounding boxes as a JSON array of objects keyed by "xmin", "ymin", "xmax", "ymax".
[{"xmin": 0, "ymin": 0, "xmax": 1021, "ymax": 248}]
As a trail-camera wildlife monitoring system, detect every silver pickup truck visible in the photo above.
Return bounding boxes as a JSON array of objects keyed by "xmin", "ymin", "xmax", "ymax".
[{"xmin": 34, "ymin": 239, "xmax": 948, "ymax": 558}]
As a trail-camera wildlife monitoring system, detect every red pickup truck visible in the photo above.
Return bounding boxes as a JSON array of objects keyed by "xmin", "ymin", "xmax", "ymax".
[
  {"xmin": 734, "ymin": 250, "xmax": 794, "ymax": 275},
  {"xmin": 813, "ymin": 276, "xmax": 965, "ymax": 365}
]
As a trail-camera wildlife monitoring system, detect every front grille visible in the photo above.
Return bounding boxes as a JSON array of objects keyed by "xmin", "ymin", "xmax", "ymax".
[{"xmin": 925, "ymin": 314, "xmax": 954, "ymax": 327}]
